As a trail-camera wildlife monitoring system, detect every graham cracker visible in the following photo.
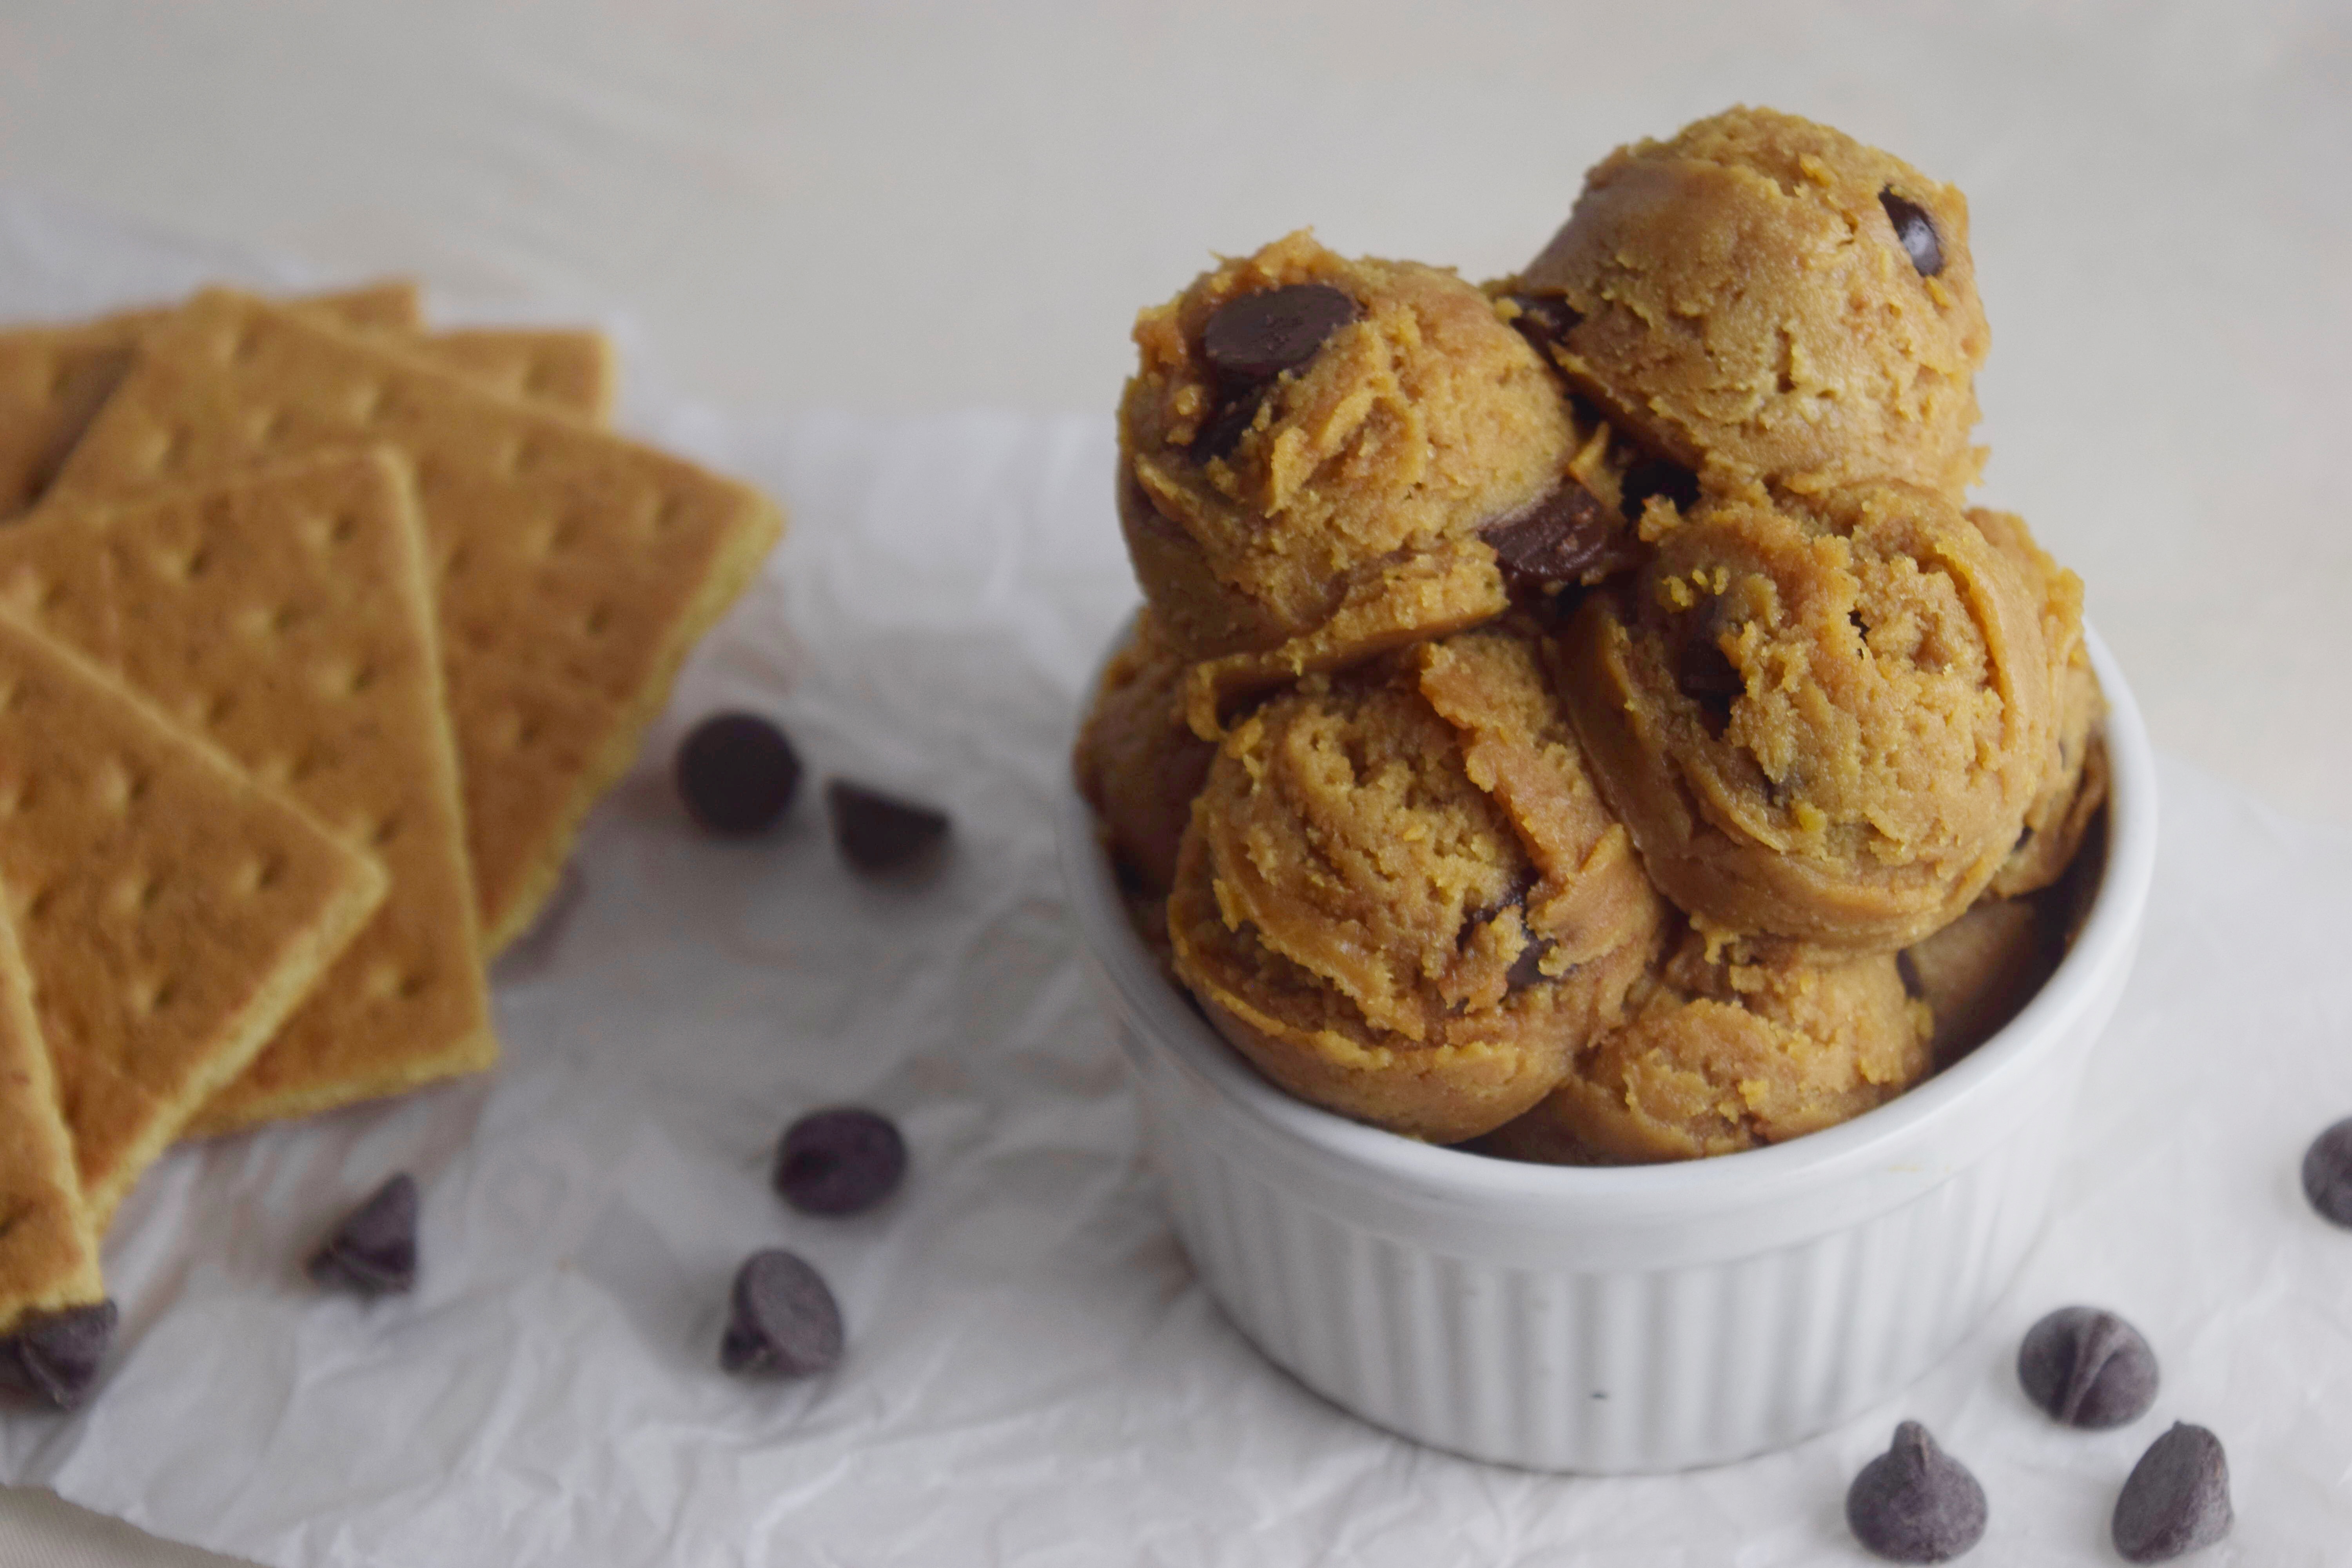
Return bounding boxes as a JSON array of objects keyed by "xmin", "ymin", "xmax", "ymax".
[
  {"xmin": 420, "ymin": 328, "xmax": 615, "ymax": 423},
  {"xmin": 0, "ymin": 281, "xmax": 420, "ymax": 518},
  {"xmin": 43, "ymin": 288, "xmax": 785, "ymax": 953},
  {"xmin": 0, "ymin": 893, "xmax": 103, "ymax": 1336},
  {"xmin": 0, "ymin": 610, "xmax": 387, "ymax": 1220},
  {"xmin": 33, "ymin": 453, "xmax": 495, "ymax": 1135}
]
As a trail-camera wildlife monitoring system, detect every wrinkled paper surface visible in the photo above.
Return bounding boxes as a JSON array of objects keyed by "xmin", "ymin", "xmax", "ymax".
[{"xmin": 0, "ymin": 191, "xmax": 2347, "ymax": 1566}]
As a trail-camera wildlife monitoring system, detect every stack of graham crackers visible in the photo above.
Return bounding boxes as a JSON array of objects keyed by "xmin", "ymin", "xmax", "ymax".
[{"xmin": 0, "ymin": 281, "xmax": 783, "ymax": 1346}]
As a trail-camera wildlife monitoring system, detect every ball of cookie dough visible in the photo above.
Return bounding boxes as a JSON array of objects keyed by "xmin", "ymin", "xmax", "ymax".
[
  {"xmin": 1970, "ymin": 507, "xmax": 2108, "ymax": 898},
  {"xmin": 1514, "ymin": 106, "xmax": 1989, "ymax": 497},
  {"xmin": 1168, "ymin": 625, "xmax": 1663, "ymax": 1142},
  {"xmin": 1557, "ymin": 483, "xmax": 2057, "ymax": 951},
  {"xmin": 1072, "ymin": 610, "xmax": 1216, "ymax": 899},
  {"xmin": 1121, "ymin": 231, "xmax": 1628, "ymax": 732},
  {"xmin": 1900, "ymin": 894, "xmax": 2061, "ymax": 1066},
  {"xmin": 1481, "ymin": 928, "xmax": 1933, "ymax": 1164}
]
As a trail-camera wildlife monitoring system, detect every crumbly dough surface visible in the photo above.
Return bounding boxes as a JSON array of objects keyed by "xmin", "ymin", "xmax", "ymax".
[
  {"xmin": 1072, "ymin": 611, "xmax": 1215, "ymax": 898},
  {"xmin": 1482, "ymin": 928, "xmax": 1932, "ymax": 1163},
  {"xmin": 1168, "ymin": 626, "xmax": 1660, "ymax": 1142},
  {"xmin": 1557, "ymin": 483, "xmax": 2054, "ymax": 950},
  {"xmin": 1120, "ymin": 232, "xmax": 1584, "ymax": 717},
  {"xmin": 1517, "ymin": 106, "xmax": 1989, "ymax": 496}
]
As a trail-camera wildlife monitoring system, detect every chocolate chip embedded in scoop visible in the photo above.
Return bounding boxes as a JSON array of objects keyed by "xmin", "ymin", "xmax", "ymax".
[
  {"xmin": 826, "ymin": 780, "xmax": 950, "ymax": 874},
  {"xmin": 0, "ymin": 1300, "xmax": 116, "ymax": 1410},
  {"xmin": 2113, "ymin": 1423, "xmax": 2233, "ymax": 1563},
  {"xmin": 1879, "ymin": 190, "xmax": 1946, "ymax": 278},
  {"xmin": 719, "ymin": 1250, "xmax": 844, "ymax": 1377},
  {"xmin": 2018, "ymin": 1306, "xmax": 2160, "ymax": 1428},
  {"xmin": 1482, "ymin": 481, "xmax": 1630, "ymax": 593},
  {"xmin": 1500, "ymin": 290, "xmax": 1583, "ymax": 353},
  {"xmin": 1845, "ymin": 1421, "xmax": 1987, "ymax": 1563},
  {"xmin": 1188, "ymin": 385, "xmax": 1268, "ymax": 462},
  {"xmin": 677, "ymin": 712, "xmax": 803, "ymax": 836},
  {"xmin": 308, "ymin": 1173, "xmax": 419, "ymax": 1296},
  {"xmin": 775, "ymin": 1107, "xmax": 907, "ymax": 1216},
  {"xmin": 2301, "ymin": 1115, "xmax": 2352, "ymax": 1226},
  {"xmin": 1200, "ymin": 283, "xmax": 1359, "ymax": 383}
]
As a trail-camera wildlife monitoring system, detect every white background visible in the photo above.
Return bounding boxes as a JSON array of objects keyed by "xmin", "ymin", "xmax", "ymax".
[{"xmin": 0, "ymin": 3, "xmax": 2345, "ymax": 1564}]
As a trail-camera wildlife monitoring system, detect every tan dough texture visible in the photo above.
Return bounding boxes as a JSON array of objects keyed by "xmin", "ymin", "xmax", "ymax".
[
  {"xmin": 1517, "ymin": 106, "xmax": 1987, "ymax": 497},
  {"xmin": 1072, "ymin": 611, "xmax": 1214, "ymax": 898},
  {"xmin": 1121, "ymin": 231, "xmax": 1592, "ymax": 721},
  {"xmin": 40, "ymin": 288, "xmax": 784, "ymax": 954},
  {"xmin": 1168, "ymin": 625, "xmax": 1661, "ymax": 1142},
  {"xmin": 1558, "ymin": 483, "xmax": 2055, "ymax": 951},
  {"xmin": 0, "ymin": 610, "xmax": 385, "ymax": 1221},
  {"xmin": 22, "ymin": 454, "xmax": 498, "ymax": 1135},
  {"xmin": 0, "ymin": 893, "xmax": 104, "ymax": 1335},
  {"xmin": 1484, "ymin": 929, "xmax": 1932, "ymax": 1164},
  {"xmin": 0, "ymin": 282, "xmax": 420, "ymax": 520},
  {"xmin": 1900, "ymin": 894, "xmax": 2058, "ymax": 1067}
]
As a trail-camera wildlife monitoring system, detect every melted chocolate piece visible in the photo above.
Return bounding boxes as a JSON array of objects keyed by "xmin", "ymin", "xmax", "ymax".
[
  {"xmin": 309, "ymin": 1173, "xmax": 419, "ymax": 1296},
  {"xmin": 1483, "ymin": 482, "xmax": 1632, "ymax": 594},
  {"xmin": 775, "ymin": 1107, "xmax": 908, "ymax": 1216},
  {"xmin": 1879, "ymin": 190, "xmax": 1946, "ymax": 278},
  {"xmin": 2112, "ymin": 1423, "xmax": 2232, "ymax": 1563},
  {"xmin": 720, "ymin": 1250, "xmax": 844, "ymax": 1377},
  {"xmin": 1845, "ymin": 1421, "xmax": 1988, "ymax": 1563},
  {"xmin": 0, "ymin": 1300, "xmax": 116, "ymax": 1410},
  {"xmin": 2018, "ymin": 1306, "xmax": 2160, "ymax": 1428},
  {"xmin": 826, "ymin": 780, "xmax": 951, "ymax": 874},
  {"xmin": 1200, "ymin": 283, "xmax": 1359, "ymax": 382},
  {"xmin": 677, "ymin": 713, "xmax": 803, "ymax": 836},
  {"xmin": 2301, "ymin": 1115, "xmax": 2352, "ymax": 1226},
  {"xmin": 1619, "ymin": 457, "xmax": 1700, "ymax": 520}
]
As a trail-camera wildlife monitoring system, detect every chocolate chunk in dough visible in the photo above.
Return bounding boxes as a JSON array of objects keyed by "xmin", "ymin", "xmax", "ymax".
[
  {"xmin": 1845, "ymin": 1420, "xmax": 1988, "ymax": 1563},
  {"xmin": 1483, "ymin": 481, "xmax": 1628, "ymax": 593},
  {"xmin": 1200, "ymin": 283, "xmax": 1359, "ymax": 382},
  {"xmin": 2113, "ymin": 1423, "xmax": 2233, "ymax": 1563},
  {"xmin": 677, "ymin": 713, "xmax": 803, "ymax": 836},
  {"xmin": 308, "ymin": 1173, "xmax": 419, "ymax": 1296},
  {"xmin": 826, "ymin": 780, "xmax": 951, "ymax": 873},
  {"xmin": 0, "ymin": 1301, "xmax": 117, "ymax": 1410},
  {"xmin": 2301, "ymin": 1115, "xmax": 2352, "ymax": 1226},
  {"xmin": 1501, "ymin": 291, "xmax": 1583, "ymax": 352},
  {"xmin": 720, "ymin": 1250, "xmax": 844, "ymax": 1377},
  {"xmin": 1188, "ymin": 385, "xmax": 1267, "ymax": 461},
  {"xmin": 1880, "ymin": 189, "xmax": 1946, "ymax": 278},
  {"xmin": 775, "ymin": 1107, "xmax": 907, "ymax": 1216},
  {"xmin": 2018, "ymin": 1306, "xmax": 2160, "ymax": 1428}
]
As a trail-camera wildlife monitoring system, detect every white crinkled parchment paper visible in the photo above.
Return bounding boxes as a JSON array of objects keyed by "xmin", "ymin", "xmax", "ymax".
[{"xmin": 1, "ymin": 191, "xmax": 2348, "ymax": 1566}]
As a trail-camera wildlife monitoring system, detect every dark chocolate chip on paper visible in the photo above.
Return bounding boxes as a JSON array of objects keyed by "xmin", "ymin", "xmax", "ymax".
[
  {"xmin": 826, "ymin": 780, "xmax": 950, "ymax": 874},
  {"xmin": 775, "ymin": 1107, "xmax": 907, "ymax": 1217},
  {"xmin": 1879, "ymin": 189, "xmax": 1946, "ymax": 278},
  {"xmin": 309, "ymin": 1173, "xmax": 419, "ymax": 1296},
  {"xmin": 1845, "ymin": 1420, "xmax": 1987, "ymax": 1563},
  {"xmin": 2113, "ymin": 1422, "xmax": 2232, "ymax": 1563},
  {"xmin": 720, "ymin": 1250, "xmax": 844, "ymax": 1378},
  {"xmin": 0, "ymin": 1300, "xmax": 116, "ymax": 1410},
  {"xmin": 2017, "ymin": 1305, "xmax": 2159, "ymax": 1428},
  {"xmin": 677, "ymin": 712, "xmax": 803, "ymax": 836},
  {"xmin": 1200, "ymin": 283, "xmax": 1358, "ymax": 383},
  {"xmin": 2301, "ymin": 1114, "xmax": 2352, "ymax": 1226}
]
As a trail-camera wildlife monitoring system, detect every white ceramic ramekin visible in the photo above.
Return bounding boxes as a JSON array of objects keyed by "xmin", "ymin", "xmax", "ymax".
[{"xmin": 1059, "ymin": 625, "xmax": 2156, "ymax": 1474}]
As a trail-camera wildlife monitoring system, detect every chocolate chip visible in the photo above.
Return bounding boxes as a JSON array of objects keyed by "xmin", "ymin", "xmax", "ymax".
[
  {"xmin": 1483, "ymin": 481, "xmax": 1631, "ymax": 594},
  {"xmin": 1504, "ymin": 937, "xmax": 1554, "ymax": 992},
  {"xmin": 2112, "ymin": 1423, "xmax": 2232, "ymax": 1563},
  {"xmin": 1189, "ymin": 385, "xmax": 1268, "ymax": 461},
  {"xmin": 308, "ymin": 1173, "xmax": 418, "ymax": 1296},
  {"xmin": 826, "ymin": 780, "xmax": 951, "ymax": 874},
  {"xmin": 677, "ymin": 713, "xmax": 802, "ymax": 836},
  {"xmin": 1618, "ymin": 457, "xmax": 1700, "ymax": 520},
  {"xmin": 2301, "ymin": 1115, "xmax": 2352, "ymax": 1226},
  {"xmin": 719, "ymin": 1249, "xmax": 844, "ymax": 1377},
  {"xmin": 1501, "ymin": 290, "xmax": 1583, "ymax": 352},
  {"xmin": 0, "ymin": 1300, "xmax": 116, "ymax": 1410},
  {"xmin": 2018, "ymin": 1306, "xmax": 2160, "ymax": 1428},
  {"xmin": 1674, "ymin": 628, "xmax": 1745, "ymax": 737},
  {"xmin": 775, "ymin": 1107, "xmax": 907, "ymax": 1216},
  {"xmin": 1201, "ymin": 283, "xmax": 1358, "ymax": 383},
  {"xmin": 1845, "ymin": 1421, "xmax": 1988, "ymax": 1563},
  {"xmin": 1880, "ymin": 190, "xmax": 1945, "ymax": 278}
]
